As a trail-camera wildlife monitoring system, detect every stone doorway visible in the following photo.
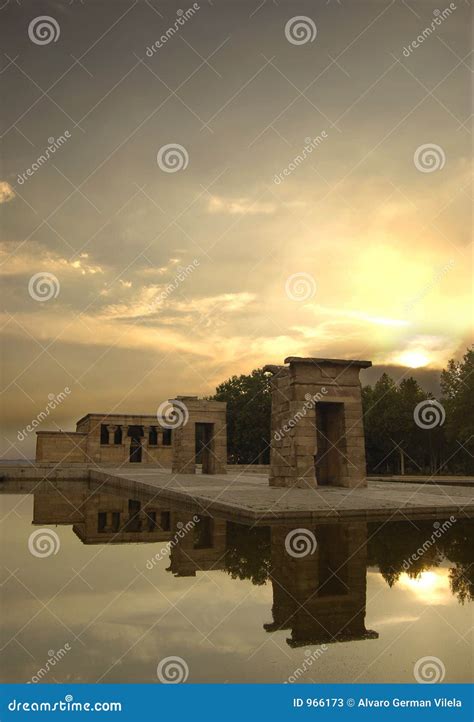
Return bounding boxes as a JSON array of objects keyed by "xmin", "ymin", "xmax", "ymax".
[
  {"xmin": 129, "ymin": 437, "xmax": 142, "ymax": 463},
  {"xmin": 195, "ymin": 422, "xmax": 214, "ymax": 474},
  {"xmin": 128, "ymin": 425, "xmax": 143, "ymax": 463},
  {"xmin": 315, "ymin": 402, "xmax": 346, "ymax": 486}
]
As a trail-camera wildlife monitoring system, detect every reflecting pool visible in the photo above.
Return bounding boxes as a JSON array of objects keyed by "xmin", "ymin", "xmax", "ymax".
[{"xmin": 0, "ymin": 480, "xmax": 472, "ymax": 684}]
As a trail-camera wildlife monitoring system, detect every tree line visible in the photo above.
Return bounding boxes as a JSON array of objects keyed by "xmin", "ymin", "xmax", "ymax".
[{"xmin": 211, "ymin": 347, "xmax": 473, "ymax": 476}]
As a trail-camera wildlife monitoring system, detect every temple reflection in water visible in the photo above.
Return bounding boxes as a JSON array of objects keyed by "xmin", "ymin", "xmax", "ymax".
[
  {"xmin": 2, "ymin": 479, "xmax": 473, "ymax": 652},
  {"xmin": 265, "ymin": 523, "xmax": 378, "ymax": 647}
]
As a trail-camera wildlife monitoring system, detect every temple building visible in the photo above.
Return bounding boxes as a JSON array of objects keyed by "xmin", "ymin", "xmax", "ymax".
[
  {"xmin": 264, "ymin": 356, "xmax": 371, "ymax": 488},
  {"xmin": 36, "ymin": 413, "xmax": 174, "ymax": 466},
  {"xmin": 264, "ymin": 522, "xmax": 378, "ymax": 647},
  {"xmin": 35, "ymin": 397, "xmax": 227, "ymax": 474}
]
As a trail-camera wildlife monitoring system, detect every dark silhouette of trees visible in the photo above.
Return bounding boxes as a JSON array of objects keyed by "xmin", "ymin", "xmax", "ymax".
[
  {"xmin": 440, "ymin": 348, "xmax": 474, "ymax": 474},
  {"xmin": 212, "ymin": 348, "xmax": 473, "ymax": 475},
  {"xmin": 212, "ymin": 368, "xmax": 271, "ymax": 464}
]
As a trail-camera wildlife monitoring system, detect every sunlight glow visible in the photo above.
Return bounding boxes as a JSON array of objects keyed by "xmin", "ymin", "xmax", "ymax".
[
  {"xmin": 398, "ymin": 570, "xmax": 450, "ymax": 604},
  {"xmin": 395, "ymin": 350, "xmax": 430, "ymax": 368}
]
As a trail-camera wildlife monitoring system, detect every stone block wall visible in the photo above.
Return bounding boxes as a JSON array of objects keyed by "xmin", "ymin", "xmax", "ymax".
[
  {"xmin": 171, "ymin": 397, "xmax": 227, "ymax": 475},
  {"xmin": 264, "ymin": 357, "xmax": 371, "ymax": 488},
  {"xmin": 36, "ymin": 431, "xmax": 88, "ymax": 464}
]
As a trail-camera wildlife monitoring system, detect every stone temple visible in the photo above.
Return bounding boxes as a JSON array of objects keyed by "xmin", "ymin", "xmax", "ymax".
[
  {"xmin": 263, "ymin": 357, "xmax": 371, "ymax": 489},
  {"xmin": 36, "ymin": 356, "xmax": 371, "ymax": 489},
  {"xmin": 36, "ymin": 397, "xmax": 227, "ymax": 476}
]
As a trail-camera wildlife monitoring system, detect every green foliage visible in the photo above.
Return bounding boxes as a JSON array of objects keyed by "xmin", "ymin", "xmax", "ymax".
[
  {"xmin": 440, "ymin": 347, "xmax": 474, "ymax": 473},
  {"xmin": 211, "ymin": 368, "xmax": 272, "ymax": 464},
  {"xmin": 212, "ymin": 348, "xmax": 473, "ymax": 474},
  {"xmin": 225, "ymin": 523, "xmax": 271, "ymax": 585},
  {"xmin": 362, "ymin": 373, "xmax": 432, "ymax": 473},
  {"xmin": 368, "ymin": 519, "xmax": 474, "ymax": 604}
]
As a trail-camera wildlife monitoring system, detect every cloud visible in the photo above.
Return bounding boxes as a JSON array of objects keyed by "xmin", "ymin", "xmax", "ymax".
[
  {"xmin": 207, "ymin": 195, "xmax": 277, "ymax": 215},
  {"xmin": 0, "ymin": 181, "xmax": 15, "ymax": 204},
  {"xmin": 0, "ymin": 242, "xmax": 103, "ymax": 276},
  {"xmin": 305, "ymin": 304, "xmax": 410, "ymax": 328}
]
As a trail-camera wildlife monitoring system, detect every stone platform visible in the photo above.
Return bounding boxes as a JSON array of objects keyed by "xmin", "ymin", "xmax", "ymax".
[{"xmin": 2, "ymin": 465, "xmax": 472, "ymax": 524}]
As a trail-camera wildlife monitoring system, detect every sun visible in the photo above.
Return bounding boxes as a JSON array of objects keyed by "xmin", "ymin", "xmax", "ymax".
[
  {"xmin": 396, "ymin": 350, "xmax": 430, "ymax": 368},
  {"xmin": 398, "ymin": 570, "xmax": 450, "ymax": 603}
]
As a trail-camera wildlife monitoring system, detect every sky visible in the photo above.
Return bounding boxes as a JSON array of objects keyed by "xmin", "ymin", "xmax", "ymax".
[{"xmin": 0, "ymin": 0, "xmax": 472, "ymax": 457}]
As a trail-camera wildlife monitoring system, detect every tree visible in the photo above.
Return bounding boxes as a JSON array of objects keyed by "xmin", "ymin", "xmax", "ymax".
[
  {"xmin": 211, "ymin": 368, "xmax": 272, "ymax": 464},
  {"xmin": 440, "ymin": 347, "xmax": 474, "ymax": 474},
  {"xmin": 362, "ymin": 373, "xmax": 400, "ymax": 474}
]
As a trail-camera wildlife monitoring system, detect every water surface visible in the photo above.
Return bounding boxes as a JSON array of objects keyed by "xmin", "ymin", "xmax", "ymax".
[{"xmin": 0, "ymin": 480, "xmax": 472, "ymax": 684}]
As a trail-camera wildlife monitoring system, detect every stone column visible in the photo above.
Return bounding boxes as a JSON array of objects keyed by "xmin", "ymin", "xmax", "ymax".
[
  {"xmin": 142, "ymin": 425, "xmax": 150, "ymax": 462},
  {"xmin": 107, "ymin": 425, "xmax": 117, "ymax": 445},
  {"xmin": 122, "ymin": 425, "xmax": 130, "ymax": 462}
]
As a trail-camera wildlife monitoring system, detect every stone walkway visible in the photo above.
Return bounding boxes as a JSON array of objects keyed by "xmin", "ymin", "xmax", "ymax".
[{"xmin": 91, "ymin": 466, "xmax": 474, "ymax": 523}]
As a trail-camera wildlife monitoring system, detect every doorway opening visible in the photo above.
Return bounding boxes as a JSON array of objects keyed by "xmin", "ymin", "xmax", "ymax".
[
  {"xmin": 316, "ymin": 525, "xmax": 349, "ymax": 596},
  {"xmin": 128, "ymin": 426, "xmax": 143, "ymax": 463},
  {"xmin": 195, "ymin": 423, "xmax": 215, "ymax": 474},
  {"xmin": 314, "ymin": 402, "xmax": 346, "ymax": 486}
]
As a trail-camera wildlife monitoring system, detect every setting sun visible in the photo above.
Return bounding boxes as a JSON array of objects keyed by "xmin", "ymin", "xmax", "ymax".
[{"xmin": 395, "ymin": 351, "xmax": 431, "ymax": 368}]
